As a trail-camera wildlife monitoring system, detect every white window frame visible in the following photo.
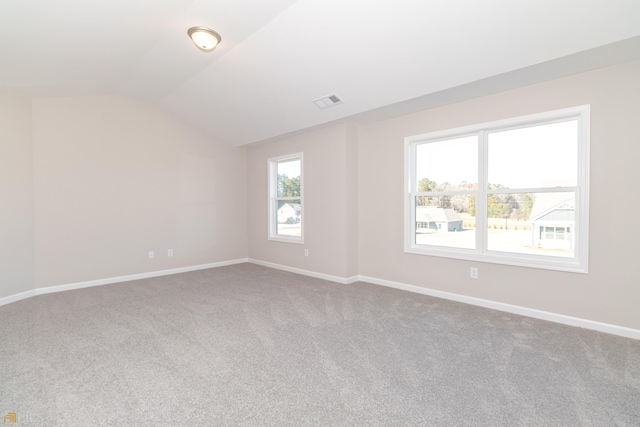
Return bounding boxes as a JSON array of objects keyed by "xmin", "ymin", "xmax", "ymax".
[
  {"xmin": 268, "ymin": 153, "xmax": 304, "ymax": 244},
  {"xmin": 404, "ymin": 105, "xmax": 590, "ymax": 273}
]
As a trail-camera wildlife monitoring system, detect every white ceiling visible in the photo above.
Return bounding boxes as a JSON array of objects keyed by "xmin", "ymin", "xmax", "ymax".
[{"xmin": 2, "ymin": 0, "xmax": 640, "ymax": 146}]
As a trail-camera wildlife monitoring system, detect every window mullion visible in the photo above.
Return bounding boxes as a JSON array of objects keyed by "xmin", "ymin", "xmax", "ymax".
[
  {"xmin": 407, "ymin": 142, "xmax": 417, "ymax": 248},
  {"xmin": 415, "ymin": 190, "xmax": 477, "ymax": 197},
  {"xmin": 477, "ymin": 131, "xmax": 488, "ymax": 254},
  {"xmin": 486, "ymin": 186, "xmax": 578, "ymax": 195}
]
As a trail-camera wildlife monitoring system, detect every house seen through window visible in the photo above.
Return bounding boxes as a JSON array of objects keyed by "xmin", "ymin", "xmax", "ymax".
[{"xmin": 405, "ymin": 106, "xmax": 590, "ymax": 272}]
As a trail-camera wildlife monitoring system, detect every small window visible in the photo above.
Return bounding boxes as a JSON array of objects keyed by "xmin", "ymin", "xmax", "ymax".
[
  {"xmin": 268, "ymin": 153, "xmax": 303, "ymax": 243},
  {"xmin": 405, "ymin": 105, "xmax": 589, "ymax": 273}
]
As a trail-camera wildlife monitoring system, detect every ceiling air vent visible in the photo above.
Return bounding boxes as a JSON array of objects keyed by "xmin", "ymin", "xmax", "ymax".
[{"xmin": 312, "ymin": 93, "xmax": 344, "ymax": 109}]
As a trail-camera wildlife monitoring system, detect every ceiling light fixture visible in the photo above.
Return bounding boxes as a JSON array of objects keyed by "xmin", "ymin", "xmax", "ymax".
[{"xmin": 187, "ymin": 26, "xmax": 221, "ymax": 52}]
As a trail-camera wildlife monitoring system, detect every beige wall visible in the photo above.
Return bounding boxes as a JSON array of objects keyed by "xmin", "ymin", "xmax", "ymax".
[
  {"xmin": 3, "ymin": 60, "xmax": 640, "ymax": 331},
  {"xmin": 32, "ymin": 96, "xmax": 247, "ymax": 288},
  {"xmin": 0, "ymin": 94, "xmax": 35, "ymax": 298},
  {"xmin": 245, "ymin": 59, "xmax": 640, "ymax": 330},
  {"xmin": 358, "ymin": 59, "xmax": 640, "ymax": 330},
  {"xmin": 247, "ymin": 124, "xmax": 358, "ymax": 279}
]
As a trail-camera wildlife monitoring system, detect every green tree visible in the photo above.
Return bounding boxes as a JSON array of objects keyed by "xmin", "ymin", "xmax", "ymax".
[
  {"xmin": 277, "ymin": 174, "xmax": 301, "ymax": 209},
  {"xmin": 277, "ymin": 174, "xmax": 300, "ymax": 197},
  {"xmin": 418, "ymin": 177, "xmax": 436, "ymax": 192},
  {"xmin": 487, "ymin": 195, "xmax": 510, "ymax": 219},
  {"xmin": 416, "ymin": 177, "xmax": 436, "ymax": 206},
  {"xmin": 517, "ymin": 193, "xmax": 535, "ymax": 219},
  {"xmin": 439, "ymin": 194, "xmax": 452, "ymax": 209}
]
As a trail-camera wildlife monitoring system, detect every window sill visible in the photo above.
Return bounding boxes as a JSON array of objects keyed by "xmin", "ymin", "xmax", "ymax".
[
  {"xmin": 404, "ymin": 245, "xmax": 588, "ymax": 274},
  {"xmin": 269, "ymin": 235, "xmax": 304, "ymax": 244}
]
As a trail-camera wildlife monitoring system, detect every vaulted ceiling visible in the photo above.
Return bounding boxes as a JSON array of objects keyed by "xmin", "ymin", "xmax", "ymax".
[{"xmin": 2, "ymin": 0, "xmax": 640, "ymax": 146}]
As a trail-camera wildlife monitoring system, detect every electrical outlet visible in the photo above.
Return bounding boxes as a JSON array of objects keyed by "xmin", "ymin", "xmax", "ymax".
[
  {"xmin": 470, "ymin": 267, "xmax": 478, "ymax": 279},
  {"xmin": 168, "ymin": 249, "xmax": 174, "ymax": 257},
  {"xmin": 304, "ymin": 249, "xmax": 309, "ymax": 257},
  {"xmin": 148, "ymin": 251, "xmax": 154, "ymax": 259}
]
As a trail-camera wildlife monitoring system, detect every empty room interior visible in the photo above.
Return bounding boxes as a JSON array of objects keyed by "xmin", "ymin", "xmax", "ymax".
[{"xmin": 2, "ymin": 1, "xmax": 640, "ymax": 425}]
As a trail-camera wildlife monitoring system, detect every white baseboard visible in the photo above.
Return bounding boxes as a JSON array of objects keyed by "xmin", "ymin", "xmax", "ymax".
[
  {"xmin": 248, "ymin": 258, "xmax": 359, "ymax": 285},
  {"xmin": 3, "ymin": 258, "xmax": 638, "ymax": 340},
  {"xmin": 247, "ymin": 260, "xmax": 639, "ymax": 340},
  {"xmin": 0, "ymin": 258, "xmax": 249, "ymax": 307},
  {"xmin": 0, "ymin": 289, "xmax": 38, "ymax": 306},
  {"xmin": 357, "ymin": 275, "xmax": 640, "ymax": 341}
]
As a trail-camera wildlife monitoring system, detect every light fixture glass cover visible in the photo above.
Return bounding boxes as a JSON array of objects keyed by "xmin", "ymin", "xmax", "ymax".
[{"xmin": 188, "ymin": 26, "xmax": 221, "ymax": 52}]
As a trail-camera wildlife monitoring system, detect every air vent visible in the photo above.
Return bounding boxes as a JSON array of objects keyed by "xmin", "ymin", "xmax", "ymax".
[{"xmin": 312, "ymin": 93, "xmax": 344, "ymax": 109}]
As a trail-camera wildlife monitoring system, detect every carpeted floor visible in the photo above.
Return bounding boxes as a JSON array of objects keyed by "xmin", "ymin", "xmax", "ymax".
[{"xmin": 1, "ymin": 263, "xmax": 639, "ymax": 426}]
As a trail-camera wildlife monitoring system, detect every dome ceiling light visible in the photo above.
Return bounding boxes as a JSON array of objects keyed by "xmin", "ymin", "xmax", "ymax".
[{"xmin": 187, "ymin": 26, "xmax": 221, "ymax": 52}]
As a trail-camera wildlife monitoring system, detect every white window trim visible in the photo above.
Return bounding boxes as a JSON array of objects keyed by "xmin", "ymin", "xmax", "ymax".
[
  {"xmin": 268, "ymin": 152, "xmax": 304, "ymax": 244},
  {"xmin": 404, "ymin": 105, "xmax": 590, "ymax": 273}
]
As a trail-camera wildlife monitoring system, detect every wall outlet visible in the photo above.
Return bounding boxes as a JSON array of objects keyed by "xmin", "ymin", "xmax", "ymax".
[
  {"xmin": 148, "ymin": 251, "xmax": 154, "ymax": 259},
  {"xmin": 304, "ymin": 248, "xmax": 309, "ymax": 257},
  {"xmin": 470, "ymin": 267, "xmax": 478, "ymax": 279},
  {"xmin": 168, "ymin": 249, "xmax": 174, "ymax": 257}
]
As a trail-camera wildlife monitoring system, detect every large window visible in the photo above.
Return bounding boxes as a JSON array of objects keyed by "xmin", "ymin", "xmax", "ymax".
[
  {"xmin": 405, "ymin": 106, "xmax": 590, "ymax": 272},
  {"xmin": 269, "ymin": 153, "xmax": 303, "ymax": 243}
]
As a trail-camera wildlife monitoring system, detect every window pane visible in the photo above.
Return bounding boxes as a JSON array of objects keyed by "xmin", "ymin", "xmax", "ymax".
[
  {"xmin": 414, "ymin": 196, "xmax": 475, "ymax": 249},
  {"xmin": 487, "ymin": 192, "xmax": 575, "ymax": 257},
  {"xmin": 277, "ymin": 159, "xmax": 301, "ymax": 197},
  {"xmin": 276, "ymin": 199, "xmax": 301, "ymax": 236},
  {"xmin": 488, "ymin": 120, "xmax": 577, "ymax": 189},
  {"xmin": 416, "ymin": 136, "xmax": 478, "ymax": 192}
]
